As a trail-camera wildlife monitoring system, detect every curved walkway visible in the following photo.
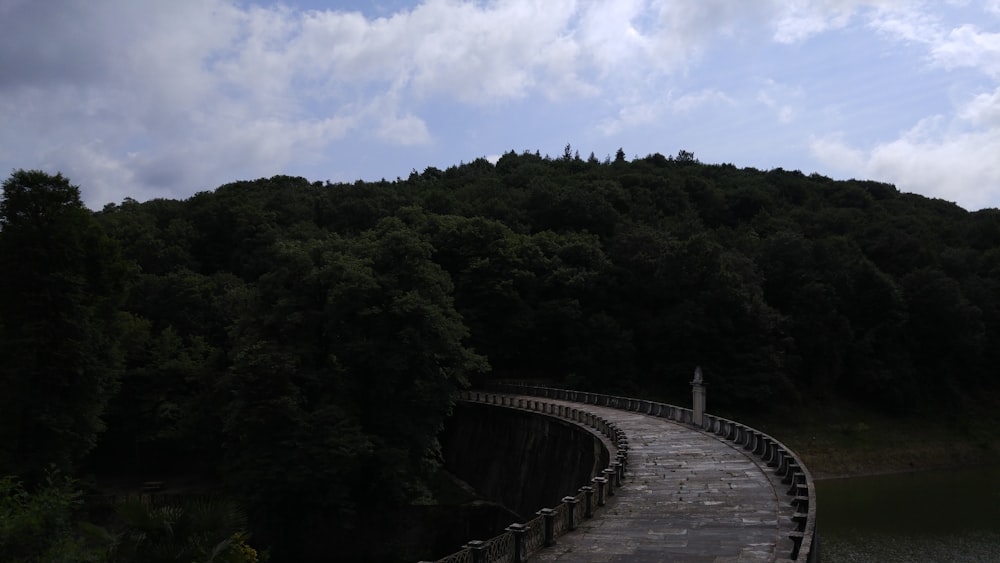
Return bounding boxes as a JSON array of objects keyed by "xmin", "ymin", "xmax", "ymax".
[{"xmin": 508, "ymin": 396, "xmax": 798, "ymax": 562}]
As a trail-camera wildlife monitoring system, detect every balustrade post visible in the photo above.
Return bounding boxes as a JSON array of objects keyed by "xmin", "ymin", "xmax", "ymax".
[
  {"xmin": 766, "ymin": 441, "xmax": 779, "ymax": 467},
  {"xmin": 777, "ymin": 450, "xmax": 790, "ymax": 475},
  {"xmin": 562, "ymin": 496, "xmax": 579, "ymax": 531},
  {"xmin": 579, "ymin": 485, "xmax": 594, "ymax": 518},
  {"xmin": 611, "ymin": 461, "xmax": 622, "ymax": 487},
  {"xmin": 755, "ymin": 434, "xmax": 768, "ymax": 456},
  {"xmin": 463, "ymin": 540, "xmax": 488, "ymax": 563},
  {"xmin": 537, "ymin": 508, "xmax": 556, "ymax": 547},
  {"xmin": 603, "ymin": 468, "xmax": 617, "ymax": 497},
  {"xmin": 593, "ymin": 476, "xmax": 607, "ymax": 506},
  {"xmin": 616, "ymin": 453, "xmax": 627, "ymax": 480},
  {"xmin": 505, "ymin": 523, "xmax": 528, "ymax": 563}
]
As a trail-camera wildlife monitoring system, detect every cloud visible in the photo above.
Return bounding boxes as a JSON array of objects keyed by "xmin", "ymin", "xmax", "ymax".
[
  {"xmin": 2, "ymin": 0, "xmax": 758, "ymax": 208},
  {"xmin": 771, "ymin": 0, "xmax": 870, "ymax": 44},
  {"xmin": 2, "ymin": 0, "xmax": 1000, "ymax": 209},
  {"xmin": 797, "ymin": 2, "xmax": 1000, "ymax": 210},
  {"xmin": 770, "ymin": 1, "xmax": 941, "ymax": 44},
  {"xmin": 931, "ymin": 25, "xmax": 1000, "ymax": 76},
  {"xmin": 376, "ymin": 113, "xmax": 432, "ymax": 146},
  {"xmin": 959, "ymin": 86, "xmax": 1000, "ymax": 126},
  {"xmin": 597, "ymin": 89, "xmax": 733, "ymax": 136},
  {"xmin": 811, "ymin": 101, "xmax": 1000, "ymax": 210},
  {"xmin": 757, "ymin": 80, "xmax": 802, "ymax": 125}
]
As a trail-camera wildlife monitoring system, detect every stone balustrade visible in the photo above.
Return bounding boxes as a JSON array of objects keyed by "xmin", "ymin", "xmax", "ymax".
[
  {"xmin": 425, "ymin": 390, "xmax": 628, "ymax": 563},
  {"xmin": 493, "ymin": 384, "xmax": 818, "ymax": 562},
  {"xmin": 427, "ymin": 384, "xmax": 818, "ymax": 563}
]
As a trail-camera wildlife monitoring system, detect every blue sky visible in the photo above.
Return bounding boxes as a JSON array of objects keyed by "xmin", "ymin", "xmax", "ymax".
[{"xmin": 2, "ymin": 0, "xmax": 999, "ymax": 210}]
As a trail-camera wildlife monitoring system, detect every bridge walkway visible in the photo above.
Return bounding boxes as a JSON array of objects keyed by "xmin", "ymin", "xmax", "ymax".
[{"xmin": 513, "ymin": 396, "xmax": 798, "ymax": 563}]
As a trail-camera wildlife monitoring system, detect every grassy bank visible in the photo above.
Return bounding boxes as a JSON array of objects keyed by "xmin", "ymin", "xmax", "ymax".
[{"xmin": 736, "ymin": 397, "xmax": 1000, "ymax": 480}]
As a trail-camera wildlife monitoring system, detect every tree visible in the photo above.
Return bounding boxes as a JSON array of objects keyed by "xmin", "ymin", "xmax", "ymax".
[
  {"xmin": 217, "ymin": 222, "xmax": 486, "ymax": 559},
  {"xmin": 0, "ymin": 171, "xmax": 127, "ymax": 479},
  {"xmin": 0, "ymin": 469, "xmax": 98, "ymax": 562},
  {"xmin": 676, "ymin": 149, "xmax": 696, "ymax": 163}
]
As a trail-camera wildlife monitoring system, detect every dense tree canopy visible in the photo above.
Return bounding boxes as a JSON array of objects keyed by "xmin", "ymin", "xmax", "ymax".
[
  {"xmin": 3, "ymin": 152, "xmax": 999, "ymax": 559},
  {"xmin": 0, "ymin": 171, "xmax": 127, "ymax": 479}
]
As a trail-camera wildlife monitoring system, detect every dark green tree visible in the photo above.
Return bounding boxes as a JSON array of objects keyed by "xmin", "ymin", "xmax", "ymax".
[
  {"xmin": 0, "ymin": 170, "xmax": 127, "ymax": 479},
  {"xmin": 0, "ymin": 469, "xmax": 99, "ymax": 562}
]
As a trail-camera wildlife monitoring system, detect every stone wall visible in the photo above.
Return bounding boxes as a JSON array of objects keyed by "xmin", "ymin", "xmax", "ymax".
[
  {"xmin": 425, "ymin": 391, "xmax": 628, "ymax": 563},
  {"xmin": 440, "ymin": 402, "xmax": 610, "ymax": 518}
]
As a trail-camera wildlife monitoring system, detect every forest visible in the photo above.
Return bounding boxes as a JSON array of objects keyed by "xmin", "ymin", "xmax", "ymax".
[{"xmin": 2, "ymin": 147, "xmax": 999, "ymax": 561}]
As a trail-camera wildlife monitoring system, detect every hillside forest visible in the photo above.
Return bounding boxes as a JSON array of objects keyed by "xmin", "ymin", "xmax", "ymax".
[{"xmin": 2, "ymin": 148, "xmax": 999, "ymax": 561}]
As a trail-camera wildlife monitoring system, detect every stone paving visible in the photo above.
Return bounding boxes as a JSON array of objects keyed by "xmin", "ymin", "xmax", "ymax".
[{"xmin": 520, "ymin": 399, "xmax": 798, "ymax": 563}]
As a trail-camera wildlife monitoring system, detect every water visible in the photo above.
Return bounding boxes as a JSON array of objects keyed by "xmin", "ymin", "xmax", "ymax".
[{"xmin": 816, "ymin": 465, "xmax": 1000, "ymax": 562}]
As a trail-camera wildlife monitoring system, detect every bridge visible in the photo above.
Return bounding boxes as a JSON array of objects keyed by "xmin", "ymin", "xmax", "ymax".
[{"xmin": 428, "ymin": 384, "xmax": 818, "ymax": 563}]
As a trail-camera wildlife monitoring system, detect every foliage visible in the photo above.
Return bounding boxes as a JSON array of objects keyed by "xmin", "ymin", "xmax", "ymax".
[
  {"xmin": 0, "ymin": 170, "xmax": 127, "ymax": 479},
  {"xmin": 84, "ymin": 497, "xmax": 260, "ymax": 563},
  {"xmin": 0, "ymin": 469, "xmax": 99, "ymax": 562},
  {"xmin": 5, "ymin": 153, "xmax": 1000, "ymax": 559}
]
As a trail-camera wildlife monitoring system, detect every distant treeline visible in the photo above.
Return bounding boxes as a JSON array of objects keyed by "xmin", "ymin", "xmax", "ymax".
[{"xmin": 2, "ymin": 149, "xmax": 998, "ymax": 560}]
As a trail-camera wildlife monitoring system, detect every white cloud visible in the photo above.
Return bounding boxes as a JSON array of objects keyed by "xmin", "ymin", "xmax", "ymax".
[
  {"xmin": 771, "ymin": 0, "xmax": 868, "ymax": 44},
  {"xmin": 376, "ymin": 113, "xmax": 432, "ymax": 146},
  {"xmin": 811, "ymin": 108, "xmax": 1000, "ymax": 210},
  {"xmin": 771, "ymin": 1, "xmax": 936, "ymax": 44},
  {"xmin": 785, "ymin": 1, "xmax": 1000, "ymax": 209},
  {"xmin": 3, "ymin": 0, "xmax": 1000, "ymax": 209},
  {"xmin": 647, "ymin": 1, "xmax": 761, "ymax": 67},
  {"xmin": 598, "ymin": 88, "xmax": 733, "ymax": 135},
  {"xmin": 867, "ymin": 5, "xmax": 943, "ymax": 43},
  {"xmin": 575, "ymin": 0, "xmax": 649, "ymax": 78},
  {"xmin": 757, "ymin": 80, "xmax": 801, "ymax": 125},
  {"xmin": 4, "ymin": 0, "xmax": 758, "ymax": 207},
  {"xmin": 959, "ymin": 86, "xmax": 1000, "ymax": 126},
  {"xmin": 810, "ymin": 134, "xmax": 868, "ymax": 172},
  {"xmin": 931, "ymin": 25, "xmax": 1000, "ymax": 76},
  {"xmin": 673, "ymin": 89, "xmax": 735, "ymax": 113}
]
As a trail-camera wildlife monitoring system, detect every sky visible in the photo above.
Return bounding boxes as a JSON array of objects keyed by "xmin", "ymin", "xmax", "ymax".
[{"xmin": 2, "ymin": 1, "xmax": 1000, "ymax": 211}]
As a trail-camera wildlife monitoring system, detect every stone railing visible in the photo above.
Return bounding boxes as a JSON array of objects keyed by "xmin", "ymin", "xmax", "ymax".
[
  {"xmin": 424, "ymin": 390, "xmax": 629, "ymax": 563},
  {"xmin": 490, "ymin": 383, "xmax": 819, "ymax": 563}
]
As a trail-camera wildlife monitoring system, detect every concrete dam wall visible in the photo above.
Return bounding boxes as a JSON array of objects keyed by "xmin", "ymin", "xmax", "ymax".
[{"xmin": 440, "ymin": 402, "xmax": 611, "ymax": 519}]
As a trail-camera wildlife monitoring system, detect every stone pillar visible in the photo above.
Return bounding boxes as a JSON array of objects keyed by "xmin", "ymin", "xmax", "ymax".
[
  {"xmin": 603, "ymin": 468, "xmax": 617, "ymax": 497},
  {"xmin": 562, "ymin": 496, "xmax": 579, "ymax": 530},
  {"xmin": 537, "ymin": 508, "xmax": 556, "ymax": 547},
  {"xmin": 579, "ymin": 485, "xmax": 594, "ymax": 517},
  {"xmin": 463, "ymin": 540, "xmax": 488, "ymax": 563},
  {"xmin": 505, "ymin": 523, "xmax": 528, "ymax": 563},
  {"xmin": 593, "ymin": 476, "xmax": 608, "ymax": 506},
  {"xmin": 611, "ymin": 461, "xmax": 622, "ymax": 487},
  {"xmin": 691, "ymin": 365, "xmax": 706, "ymax": 428}
]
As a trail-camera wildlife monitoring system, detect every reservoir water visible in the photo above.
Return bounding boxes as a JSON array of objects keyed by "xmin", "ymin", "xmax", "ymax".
[{"xmin": 816, "ymin": 465, "xmax": 1000, "ymax": 562}]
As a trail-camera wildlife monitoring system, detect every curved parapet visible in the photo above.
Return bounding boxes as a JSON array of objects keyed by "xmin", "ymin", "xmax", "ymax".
[
  {"xmin": 701, "ymin": 412, "xmax": 818, "ymax": 561},
  {"xmin": 491, "ymin": 384, "xmax": 819, "ymax": 562},
  {"xmin": 425, "ymin": 390, "xmax": 630, "ymax": 563}
]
